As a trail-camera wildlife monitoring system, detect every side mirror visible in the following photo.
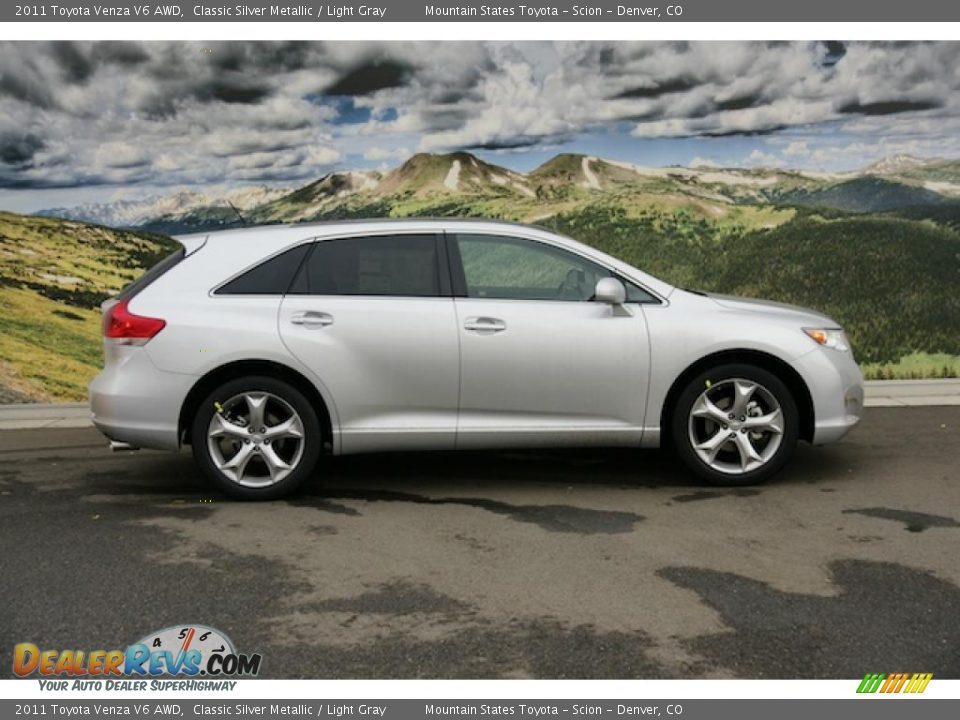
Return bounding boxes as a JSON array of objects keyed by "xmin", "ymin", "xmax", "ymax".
[{"xmin": 594, "ymin": 277, "xmax": 626, "ymax": 305}]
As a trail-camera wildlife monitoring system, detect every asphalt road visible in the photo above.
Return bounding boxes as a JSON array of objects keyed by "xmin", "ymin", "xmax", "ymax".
[{"xmin": 1, "ymin": 407, "xmax": 958, "ymax": 679}]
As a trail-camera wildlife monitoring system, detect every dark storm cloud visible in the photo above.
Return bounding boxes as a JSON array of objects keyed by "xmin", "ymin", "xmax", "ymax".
[
  {"xmin": 837, "ymin": 99, "xmax": 942, "ymax": 116},
  {"xmin": 90, "ymin": 41, "xmax": 151, "ymax": 67},
  {"xmin": 0, "ymin": 133, "xmax": 45, "ymax": 167},
  {"xmin": 465, "ymin": 136, "xmax": 557, "ymax": 151},
  {"xmin": 700, "ymin": 125, "xmax": 788, "ymax": 138},
  {"xmin": 613, "ymin": 76, "xmax": 700, "ymax": 100},
  {"xmin": 194, "ymin": 79, "xmax": 273, "ymax": 105},
  {"xmin": 820, "ymin": 41, "xmax": 847, "ymax": 67},
  {"xmin": 205, "ymin": 42, "xmax": 316, "ymax": 73},
  {"xmin": 418, "ymin": 107, "xmax": 474, "ymax": 133},
  {"xmin": 0, "ymin": 71, "xmax": 56, "ymax": 109},
  {"xmin": 715, "ymin": 93, "xmax": 766, "ymax": 112},
  {"xmin": 48, "ymin": 42, "xmax": 94, "ymax": 83},
  {"xmin": 323, "ymin": 59, "xmax": 414, "ymax": 96}
]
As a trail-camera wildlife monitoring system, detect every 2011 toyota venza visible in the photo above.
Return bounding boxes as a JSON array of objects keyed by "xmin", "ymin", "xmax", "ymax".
[{"xmin": 90, "ymin": 219, "xmax": 863, "ymax": 499}]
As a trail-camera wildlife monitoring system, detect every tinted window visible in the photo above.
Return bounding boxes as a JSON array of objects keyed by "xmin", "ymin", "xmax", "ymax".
[
  {"xmin": 216, "ymin": 244, "xmax": 311, "ymax": 295},
  {"xmin": 455, "ymin": 234, "xmax": 655, "ymax": 303},
  {"xmin": 117, "ymin": 247, "xmax": 185, "ymax": 300},
  {"xmin": 291, "ymin": 234, "xmax": 441, "ymax": 297},
  {"xmin": 624, "ymin": 281, "xmax": 657, "ymax": 304}
]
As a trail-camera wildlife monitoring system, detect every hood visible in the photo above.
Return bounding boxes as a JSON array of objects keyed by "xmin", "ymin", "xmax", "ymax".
[{"xmin": 705, "ymin": 292, "xmax": 838, "ymax": 326}]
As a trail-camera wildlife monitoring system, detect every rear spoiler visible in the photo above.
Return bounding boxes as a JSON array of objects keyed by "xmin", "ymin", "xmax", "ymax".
[{"xmin": 172, "ymin": 232, "xmax": 209, "ymax": 257}]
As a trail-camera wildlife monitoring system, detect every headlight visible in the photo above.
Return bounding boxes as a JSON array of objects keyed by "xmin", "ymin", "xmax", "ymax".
[{"xmin": 803, "ymin": 327, "xmax": 850, "ymax": 352}]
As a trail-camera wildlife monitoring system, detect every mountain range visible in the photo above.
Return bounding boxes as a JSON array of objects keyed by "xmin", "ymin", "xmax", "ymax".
[
  {"xmin": 39, "ymin": 184, "xmax": 291, "ymax": 233},
  {"xmin": 38, "ymin": 152, "xmax": 960, "ymax": 235}
]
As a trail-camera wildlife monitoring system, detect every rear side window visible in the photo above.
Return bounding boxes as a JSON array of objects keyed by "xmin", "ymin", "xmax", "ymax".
[
  {"xmin": 290, "ymin": 234, "xmax": 441, "ymax": 297},
  {"xmin": 117, "ymin": 247, "xmax": 185, "ymax": 301},
  {"xmin": 216, "ymin": 244, "xmax": 311, "ymax": 295}
]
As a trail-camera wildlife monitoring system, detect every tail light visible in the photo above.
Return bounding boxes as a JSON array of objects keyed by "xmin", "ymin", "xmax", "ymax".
[{"xmin": 103, "ymin": 298, "xmax": 166, "ymax": 345}]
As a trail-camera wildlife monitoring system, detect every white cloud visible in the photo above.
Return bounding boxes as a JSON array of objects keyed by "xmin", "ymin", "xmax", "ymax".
[
  {"xmin": 782, "ymin": 141, "xmax": 810, "ymax": 157},
  {"xmin": 746, "ymin": 149, "xmax": 780, "ymax": 167}
]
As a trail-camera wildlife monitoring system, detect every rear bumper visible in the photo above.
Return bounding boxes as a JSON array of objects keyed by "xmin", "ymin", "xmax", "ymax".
[
  {"xmin": 793, "ymin": 346, "xmax": 864, "ymax": 445},
  {"xmin": 89, "ymin": 345, "xmax": 194, "ymax": 451}
]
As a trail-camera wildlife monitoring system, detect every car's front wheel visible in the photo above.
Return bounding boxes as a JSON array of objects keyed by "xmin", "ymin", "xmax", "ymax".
[
  {"xmin": 671, "ymin": 363, "xmax": 799, "ymax": 486},
  {"xmin": 191, "ymin": 375, "xmax": 322, "ymax": 500}
]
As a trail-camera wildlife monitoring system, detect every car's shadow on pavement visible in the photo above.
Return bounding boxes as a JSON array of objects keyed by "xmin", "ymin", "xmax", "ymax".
[
  {"xmin": 78, "ymin": 430, "xmax": 867, "ymax": 505},
  {"xmin": 111, "ymin": 437, "xmax": 864, "ymax": 502}
]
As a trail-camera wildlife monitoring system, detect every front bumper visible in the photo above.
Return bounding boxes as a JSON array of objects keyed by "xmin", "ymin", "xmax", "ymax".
[
  {"xmin": 89, "ymin": 345, "xmax": 195, "ymax": 451},
  {"xmin": 793, "ymin": 345, "xmax": 864, "ymax": 445}
]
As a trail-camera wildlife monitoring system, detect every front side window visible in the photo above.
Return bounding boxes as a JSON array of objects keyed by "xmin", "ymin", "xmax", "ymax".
[
  {"xmin": 291, "ymin": 234, "xmax": 442, "ymax": 297},
  {"xmin": 454, "ymin": 234, "xmax": 655, "ymax": 303}
]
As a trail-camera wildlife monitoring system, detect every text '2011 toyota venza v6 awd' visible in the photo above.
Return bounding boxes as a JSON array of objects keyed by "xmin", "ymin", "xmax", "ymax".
[{"xmin": 90, "ymin": 219, "xmax": 863, "ymax": 499}]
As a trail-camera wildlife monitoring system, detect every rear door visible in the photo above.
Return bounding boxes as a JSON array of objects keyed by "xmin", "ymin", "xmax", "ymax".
[
  {"xmin": 449, "ymin": 232, "xmax": 651, "ymax": 449},
  {"xmin": 279, "ymin": 233, "xmax": 460, "ymax": 453}
]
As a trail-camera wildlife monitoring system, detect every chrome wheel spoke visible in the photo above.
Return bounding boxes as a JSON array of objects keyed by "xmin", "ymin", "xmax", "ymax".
[
  {"xmin": 730, "ymin": 380, "xmax": 758, "ymax": 418},
  {"xmin": 695, "ymin": 427, "xmax": 734, "ymax": 463},
  {"xmin": 221, "ymin": 442, "xmax": 255, "ymax": 480},
  {"xmin": 732, "ymin": 431, "xmax": 764, "ymax": 472},
  {"xmin": 264, "ymin": 415, "xmax": 304, "ymax": 441},
  {"xmin": 260, "ymin": 445, "xmax": 292, "ymax": 481},
  {"xmin": 691, "ymin": 394, "xmax": 729, "ymax": 423},
  {"xmin": 743, "ymin": 408, "xmax": 783, "ymax": 434},
  {"xmin": 209, "ymin": 413, "xmax": 249, "ymax": 440},
  {"xmin": 244, "ymin": 394, "xmax": 267, "ymax": 431}
]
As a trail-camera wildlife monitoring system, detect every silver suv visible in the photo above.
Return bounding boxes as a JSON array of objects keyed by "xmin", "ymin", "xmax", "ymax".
[{"xmin": 90, "ymin": 219, "xmax": 863, "ymax": 499}]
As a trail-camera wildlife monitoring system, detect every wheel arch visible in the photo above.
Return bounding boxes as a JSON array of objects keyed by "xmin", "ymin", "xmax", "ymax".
[
  {"xmin": 178, "ymin": 359, "xmax": 334, "ymax": 451},
  {"xmin": 659, "ymin": 349, "xmax": 814, "ymax": 444}
]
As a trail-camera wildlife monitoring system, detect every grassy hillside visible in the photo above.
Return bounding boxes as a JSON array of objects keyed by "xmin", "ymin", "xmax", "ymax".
[
  {"xmin": 778, "ymin": 176, "xmax": 953, "ymax": 213},
  {"xmin": 0, "ymin": 212, "xmax": 177, "ymax": 401}
]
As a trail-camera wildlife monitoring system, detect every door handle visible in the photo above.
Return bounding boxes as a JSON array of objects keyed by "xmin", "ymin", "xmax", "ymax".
[
  {"xmin": 464, "ymin": 316, "xmax": 507, "ymax": 333},
  {"xmin": 290, "ymin": 311, "xmax": 334, "ymax": 328}
]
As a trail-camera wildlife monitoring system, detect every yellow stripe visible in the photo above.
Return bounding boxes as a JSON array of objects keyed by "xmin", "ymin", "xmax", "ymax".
[
  {"xmin": 904, "ymin": 674, "xmax": 921, "ymax": 693},
  {"xmin": 917, "ymin": 673, "xmax": 933, "ymax": 693}
]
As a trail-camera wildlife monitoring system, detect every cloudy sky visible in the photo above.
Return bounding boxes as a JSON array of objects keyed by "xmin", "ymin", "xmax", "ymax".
[{"xmin": 1, "ymin": 40, "xmax": 959, "ymax": 211}]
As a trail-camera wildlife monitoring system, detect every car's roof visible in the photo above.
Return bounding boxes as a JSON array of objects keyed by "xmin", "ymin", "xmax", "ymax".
[{"xmin": 175, "ymin": 217, "xmax": 549, "ymax": 243}]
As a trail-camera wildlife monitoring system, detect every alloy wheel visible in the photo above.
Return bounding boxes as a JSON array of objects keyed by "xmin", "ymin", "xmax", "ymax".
[
  {"xmin": 206, "ymin": 392, "xmax": 306, "ymax": 488},
  {"xmin": 687, "ymin": 378, "xmax": 784, "ymax": 475}
]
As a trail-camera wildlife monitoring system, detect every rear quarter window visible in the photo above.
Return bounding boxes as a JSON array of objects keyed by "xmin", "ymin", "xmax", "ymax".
[{"xmin": 216, "ymin": 244, "xmax": 312, "ymax": 295}]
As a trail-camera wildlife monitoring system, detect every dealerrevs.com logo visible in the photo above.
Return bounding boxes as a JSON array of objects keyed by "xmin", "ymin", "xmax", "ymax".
[{"xmin": 14, "ymin": 625, "xmax": 262, "ymax": 686}]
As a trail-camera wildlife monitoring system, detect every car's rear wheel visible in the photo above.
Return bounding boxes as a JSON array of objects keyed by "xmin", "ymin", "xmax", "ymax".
[
  {"xmin": 671, "ymin": 363, "xmax": 799, "ymax": 486},
  {"xmin": 191, "ymin": 375, "xmax": 321, "ymax": 500}
]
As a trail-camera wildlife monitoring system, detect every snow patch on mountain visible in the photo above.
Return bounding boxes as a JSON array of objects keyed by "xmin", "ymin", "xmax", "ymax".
[
  {"xmin": 444, "ymin": 159, "xmax": 462, "ymax": 191},
  {"xmin": 581, "ymin": 156, "xmax": 601, "ymax": 190}
]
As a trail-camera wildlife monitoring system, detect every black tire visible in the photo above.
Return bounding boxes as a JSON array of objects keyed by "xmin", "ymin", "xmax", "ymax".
[
  {"xmin": 670, "ymin": 363, "xmax": 799, "ymax": 487},
  {"xmin": 191, "ymin": 375, "xmax": 322, "ymax": 500}
]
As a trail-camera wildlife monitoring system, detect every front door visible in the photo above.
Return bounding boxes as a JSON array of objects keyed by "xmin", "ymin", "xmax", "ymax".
[{"xmin": 449, "ymin": 232, "xmax": 651, "ymax": 449}]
